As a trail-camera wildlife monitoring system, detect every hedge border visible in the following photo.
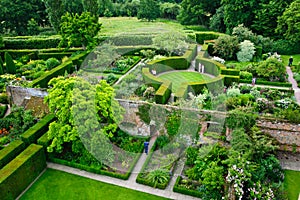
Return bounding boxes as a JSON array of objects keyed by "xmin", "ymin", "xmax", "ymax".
[
  {"xmin": 21, "ymin": 114, "xmax": 56, "ymax": 145},
  {"xmin": 0, "ymin": 140, "xmax": 26, "ymax": 169},
  {"xmin": 31, "ymin": 52, "xmax": 88, "ymax": 88},
  {"xmin": 173, "ymin": 176, "xmax": 202, "ymax": 198},
  {"xmin": 0, "ymin": 144, "xmax": 46, "ymax": 200},
  {"xmin": 239, "ymin": 79, "xmax": 292, "ymax": 87},
  {"xmin": 102, "ymin": 56, "xmax": 142, "ymax": 75}
]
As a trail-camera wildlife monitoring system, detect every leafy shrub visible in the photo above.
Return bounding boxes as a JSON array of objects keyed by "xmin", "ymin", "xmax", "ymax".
[
  {"xmin": 240, "ymin": 71, "xmax": 253, "ymax": 80},
  {"xmin": 186, "ymin": 146, "xmax": 198, "ymax": 166},
  {"xmin": 213, "ymin": 35, "xmax": 239, "ymax": 60},
  {"xmin": 0, "ymin": 93, "xmax": 8, "ymax": 104},
  {"xmin": 281, "ymin": 108, "xmax": 300, "ymax": 124},
  {"xmin": 237, "ymin": 40, "xmax": 256, "ymax": 62},
  {"xmin": 45, "ymin": 58, "xmax": 60, "ymax": 70},
  {"xmin": 165, "ymin": 111, "xmax": 181, "ymax": 137},
  {"xmin": 226, "ymin": 87, "xmax": 241, "ymax": 98},
  {"xmin": 106, "ymin": 73, "xmax": 117, "ymax": 84},
  {"xmin": 146, "ymin": 168, "xmax": 170, "ymax": 188},
  {"xmin": 232, "ymin": 24, "xmax": 256, "ymax": 43},
  {"xmin": 256, "ymin": 58, "xmax": 285, "ymax": 81},
  {"xmin": 155, "ymin": 135, "xmax": 170, "ymax": 149},
  {"xmin": 0, "ymin": 105, "xmax": 8, "ymax": 118}
]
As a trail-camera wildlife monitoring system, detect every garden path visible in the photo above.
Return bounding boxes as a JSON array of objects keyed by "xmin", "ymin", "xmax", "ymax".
[
  {"xmin": 114, "ymin": 59, "xmax": 145, "ymax": 85},
  {"xmin": 286, "ymin": 66, "xmax": 300, "ymax": 104}
]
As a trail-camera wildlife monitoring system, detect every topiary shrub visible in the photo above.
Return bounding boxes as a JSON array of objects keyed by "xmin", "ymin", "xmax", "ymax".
[
  {"xmin": 240, "ymin": 71, "xmax": 253, "ymax": 80},
  {"xmin": 4, "ymin": 52, "xmax": 16, "ymax": 74},
  {"xmin": 213, "ymin": 35, "xmax": 239, "ymax": 60}
]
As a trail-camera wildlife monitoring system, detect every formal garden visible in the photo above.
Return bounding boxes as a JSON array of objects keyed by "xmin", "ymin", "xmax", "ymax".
[{"xmin": 0, "ymin": 0, "xmax": 300, "ymax": 200}]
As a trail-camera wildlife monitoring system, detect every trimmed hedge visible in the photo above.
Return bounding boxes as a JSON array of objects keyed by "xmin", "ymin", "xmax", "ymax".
[
  {"xmin": 0, "ymin": 144, "xmax": 46, "ymax": 200},
  {"xmin": 173, "ymin": 176, "xmax": 202, "ymax": 198},
  {"xmin": 223, "ymin": 75, "xmax": 240, "ymax": 87},
  {"xmin": 37, "ymin": 132, "xmax": 51, "ymax": 150},
  {"xmin": 195, "ymin": 32, "xmax": 224, "ymax": 44},
  {"xmin": 48, "ymin": 152, "xmax": 142, "ymax": 180},
  {"xmin": 174, "ymin": 84, "xmax": 189, "ymax": 100},
  {"xmin": 221, "ymin": 69, "xmax": 240, "ymax": 76},
  {"xmin": 31, "ymin": 61, "xmax": 73, "ymax": 88},
  {"xmin": 31, "ymin": 52, "xmax": 88, "ymax": 88},
  {"xmin": 189, "ymin": 76, "xmax": 224, "ymax": 94},
  {"xmin": 116, "ymin": 46, "xmax": 154, "ymax": 56},
  {"xmin": 142, "ymin": 67, "xmax": 163, "ymax": 90},
  {"xmin": 196, "ymin": 57, "xmax": 220, "ymax": 76},
  {"xmin": 21, "ymin": 114, "xmax": 56, "ymax": 145},
  {"xmin": 155, "ymin": 81, "xmax": 172, "ymax": 104},
  {"xmin": 38, "ymin": 52, "xmax": 73, "ymax": 60},
  {"xmin": 148, "ymin": 57, "xmax": 189, "ymax": 74},
  {"xmin": 239, "ymin": 79, "xmax": 292, "ymax": 87},
  {"xmin": 3, "ymin": 35, "xmax": 62, "ymax": 49},
  {"xmin": 0, "ymin": 140, "xmax": 26, "ymax": 169}
]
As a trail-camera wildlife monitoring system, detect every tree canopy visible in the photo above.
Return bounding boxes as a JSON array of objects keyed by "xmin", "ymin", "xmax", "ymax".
[
  {"xmin": 59, "ymin": 12, "xmax": 101, "ymax": 50},
  {"xmin": 137, "ymin": 0, "xmax": 160, "ymax": 21}
]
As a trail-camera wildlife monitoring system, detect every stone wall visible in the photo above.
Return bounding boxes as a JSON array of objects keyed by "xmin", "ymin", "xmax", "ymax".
[
  {"xmin": 257, "ymin": 120, "xmax": 300, "ymax": 152},
  {"xmin": 6, "ymin": 86, "xmax": 48, "ymax": 107}
]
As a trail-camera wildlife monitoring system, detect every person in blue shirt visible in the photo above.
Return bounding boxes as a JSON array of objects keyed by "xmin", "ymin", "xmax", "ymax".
[{"xmin": 144, "ymin": 141, "xmax": 149, "ymax": 155}]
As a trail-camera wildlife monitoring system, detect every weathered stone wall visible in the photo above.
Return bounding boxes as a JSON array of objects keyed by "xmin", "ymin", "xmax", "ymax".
[
  {"xmin": 6, "ymin": 86, "xmax": 48, "ymax": 107},
  {"xmin": 257, "ymin": 120, "xmax": 300, "ymax": 152}
]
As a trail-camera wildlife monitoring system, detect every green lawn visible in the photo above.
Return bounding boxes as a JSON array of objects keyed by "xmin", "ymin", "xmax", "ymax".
[
  {"xmin": 20, "ymin": 169, "xmax": 169, "ymax": 200},
  {"xmin": 158, "ymin": 71, "xmax": 212, "ymax": 93},
  {"xmin": 281, "ymin": 54, "xmax": 300, "ymax": 67},
  {"xmin": 99, "ymin": 17, "xmax": 185, "ymax": 35},
  {"xmin": 284, "ymin": 170, "xmax": 300, "ymax": 200}
]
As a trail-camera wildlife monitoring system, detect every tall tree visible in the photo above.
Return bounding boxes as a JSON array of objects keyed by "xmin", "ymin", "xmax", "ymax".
[
  {"xmin": 45, "ymin": 77, "xmax": 123, "ymax": 159},
  {"xmin": 59, "ymin": 12, "xmax": 101, "ymax": 50},
  {"xmin": 276, "ymin": 0, "xmax": 300, "ymax": 43},
  {"xmin": 137, "ymin": 0, "xmax": 160, "ymax": 21},
  {"xmin": 0, "ymin": 0, "xmax": 48, "ymax": 35},
  {"xmin": 221, "ymin": 0, "xmax": 257, "ymax": 33},
  {"xmin": 82, "ymin": 0, "xmax": 99, "ymax": 16},
  {"xmin": 178, "ymin": 0, "xmax": 220, "ymax": 25},
  {"xmin": 251, "ymin": 0, "xmax": 293, "ymax": 38},
  {"xmin": 43, "ymin": 0, "xmax": 65, "ymax": 32},
  {"xmin": 64, "ymin": 0, "xmax": 84, "ymax": 14}
]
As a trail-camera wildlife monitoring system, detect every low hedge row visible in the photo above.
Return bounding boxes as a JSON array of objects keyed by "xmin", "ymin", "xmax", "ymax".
[
  {"xmin": 37, "ymin": 52, "xmax": 73, "ymax": 60},
  {"xmin": 0, "ymin": 48, "xmax": 83, "ymax": 59},
  {"xmin": 173, "ymin": 176, "xmax": 202, "ymax": 198},
  {"xmin": 174, "ymin": 84, "xmax": 189, "ymax": 100},
  {"xmin": 0, "ymin": 140, "xmax": 26, "ymax": 169},
  {"xmin": 182, "ymin": 44, "xmax": 198, "ymax": 65},
  {"xmin": 48, "ymin": 153, "xmax": 141, "ymax": 180},
  {"xmin": 195, "ymin": 32, "xmax": 224, "ymax": 44},
  {"xmin": 155, "ymin": 81, "xmax": 172, "ymax": 104},
  {"xmin": 221, "ymin": 69, "xmax": 240, "ymax": 76},
  {"xmin": 21, "ymin": 114, "xmax": 56, "ymax": 145},
  {"xmin": 116, "ymin": 46, "xmax": 154, "ymax": 56},
  {"xmin": 223, "ymin": 75, "xmax": 240, "ymax": 87},
  {"xmin": 31, "ymin": 61, "xmax": 73, "ymax": 88},
  {"xmin": 0, "ymin": 144, "xmax": 46, "ymax": 200},
  {"xmin": 31, "ymin": 52, "xmax": 88, "ymax": 88},
  {"xmin": 2, "ymin": 35, "xmax": 62, "ymax": 49},
  {"xmin": 239, "ymin": 79, "xmax": 292, "ymax": 87}
]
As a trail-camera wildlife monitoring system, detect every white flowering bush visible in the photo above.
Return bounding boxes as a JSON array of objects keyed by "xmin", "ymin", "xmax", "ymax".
[
  {"xmin": 274, "ymin": 98, "xmax": 293, "ymax": 109},
  {"xmin": 226, "ymin": 86, "xmax": 241, "ymax": 98},
  {"xmin": 248, "ymin": 182, "xmax": 275, "ymax": 200},
  {"xmin": 212, "ymin": 56, "xmax": 225, "ymax": 64},
  {"xmin": 236, "ymin": 40, "xmax": 256, "ymax": 62}
]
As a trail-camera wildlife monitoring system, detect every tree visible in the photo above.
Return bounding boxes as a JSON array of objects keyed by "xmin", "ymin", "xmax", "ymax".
[
  {"xmin": 209, "ymin": 6, "xmax": 226, "ymax": 33},
  {"xmin": 159, "ymin": 2, "xmax": 181, "ymax": 20},
  {"xmin": 221, "ymin": 0, "xmax": 258, "ymax": 33},
  {"xmin": 213, "ymin": 35, "xmax": 239, "ymax": 60},
  {"xmin": 4, "ymin": 52, "xmax": 16, "ymax": 74},
  {"xmin": 59, "ymin": 12, "xmax": 101, "ymax": 50},
  {"xmin": 64, "ymin": 0, "xmax": 84, "ymax": 14},
  {"xmin": 43, "ymin": 0, "xmax": 65, "ymax": 32},
  {"xmin": 0, "ymin": 0, "xmax": 48, "ymax": 35},
  {"xmin": 276, "ymin": 0, "xmax": 300, "ymax": 43},
  {"xmin": 152, "ymin": 32, "xmax": 189, "ymax": 56},
  {"xmin": 137, "ymin": 0, "xmax": 160, "ymax": 21},
  {"xmin": 251, "ymin": 0, "xmax": 293, "ymax": 38},
  {"xmin": 82, "ymin": 0, "xmax": 99, "ymax": 16},
  {"xmin": 0, "ymin": 36, "xmax": 3, "ymax": 49},
  {"xmin": 178, "ymin": 0, "xmax": 220, "ymax": 25},
  {"xmin": 45, "ymin": 77, "xmax": 123, "ymax": 160},
  {"xmin": 98, "ymin": 0, "xmax": 114, "ymax": 16}
]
